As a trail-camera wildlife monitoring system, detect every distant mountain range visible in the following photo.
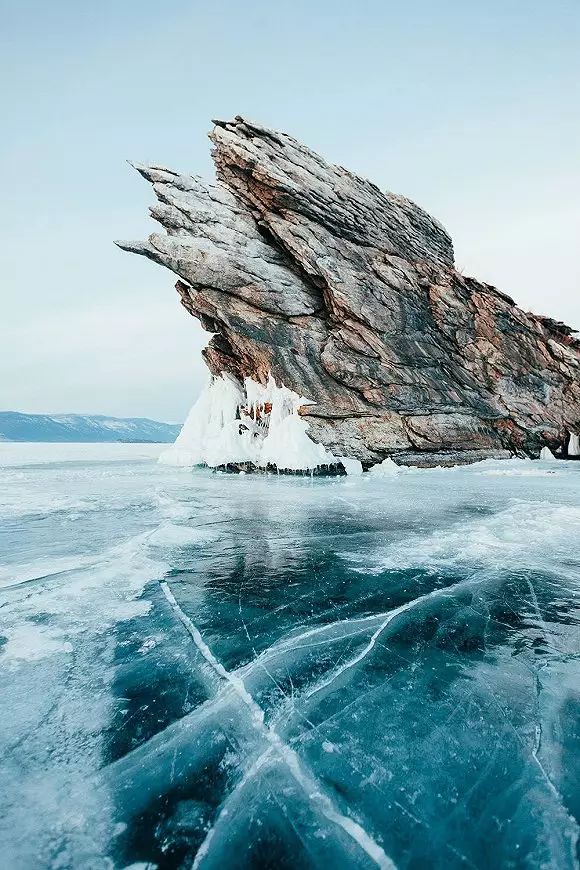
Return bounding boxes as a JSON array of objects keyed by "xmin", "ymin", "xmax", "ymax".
[{"xmin": 0, "ymin": 412, "xmax": 181, "ymax": 443}]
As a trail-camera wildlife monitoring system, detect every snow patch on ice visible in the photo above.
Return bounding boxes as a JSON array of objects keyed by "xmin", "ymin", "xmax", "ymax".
[
  {"xmin": 353, "ymin": 501, "xmax": 580, "ymax": 579},
  {"xmin": 2, "ymin": 624, "xmax": 73, "ymax": 663},
  {"xmin": 479, "ymin": 467, "xmax": 558, "ymax": 477},
  {"xmin": 0, "ymin": 552, "xmax": 101, "ymax": 589},
  {"xmin": 0, "ymin": 531, "xmax": 163, "ymax": 669},
  {"xmin": 473, "ymin": 457, "xmax": 562, "ymax": 477}
]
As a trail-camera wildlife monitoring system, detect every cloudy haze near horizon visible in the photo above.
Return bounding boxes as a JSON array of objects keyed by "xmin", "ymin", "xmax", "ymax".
[{"xmin": 2, "ymin": 0, "xmax": 579, "ymax": 422}]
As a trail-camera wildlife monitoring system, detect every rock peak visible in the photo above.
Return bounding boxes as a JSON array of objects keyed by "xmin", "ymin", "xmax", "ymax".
[{"xmin": 119, "ymin": 118, "xmax": 580, "ymax": 466}]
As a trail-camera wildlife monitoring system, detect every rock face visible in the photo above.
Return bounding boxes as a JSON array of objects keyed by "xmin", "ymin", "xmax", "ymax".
[{"xmin": 118, "ymin": 116, "xmax": 580, "ymax": 466}]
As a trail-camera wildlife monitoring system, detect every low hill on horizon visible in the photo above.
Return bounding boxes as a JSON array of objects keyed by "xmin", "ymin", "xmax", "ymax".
[{"xmin": 0, "ymin": 412, "xmax": 181, "ymax": 443}]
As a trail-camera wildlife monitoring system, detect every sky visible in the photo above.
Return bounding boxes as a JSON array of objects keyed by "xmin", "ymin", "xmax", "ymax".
[{"xmin": 1, "ymin": 0, "xmax": 579, "ymax": 422}]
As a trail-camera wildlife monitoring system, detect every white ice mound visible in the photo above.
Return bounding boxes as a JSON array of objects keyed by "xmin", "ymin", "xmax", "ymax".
[
  {"xmin": 368, "ymin": 457, "xmax": 402, "ymax": 477},
  {"xmin": 339, "ymin": 457, "xmax": 363, "ymax": 476},
  {"xmin": 159, "ymin": 373, "xmax": 337, "ymax": 471},
  {"xmin": 569, "ymin": 432, "xmax": 580, "ymax": 457},
  {"xmin": 158, "ymin": 374, "xmax": 244, "ymax": 468}
]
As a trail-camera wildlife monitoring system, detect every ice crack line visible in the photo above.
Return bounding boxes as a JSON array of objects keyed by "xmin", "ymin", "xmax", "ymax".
[
  {"xmin": 272, "ymin": 578, "xmax": 482, "ymax": 707},
  {"xmin": 159, "ymin": 581, "xmax": 396, "ymax": 870},
  {"xmin": 236, "ymin": 574, "xmax": 481, "ymax": 686}
]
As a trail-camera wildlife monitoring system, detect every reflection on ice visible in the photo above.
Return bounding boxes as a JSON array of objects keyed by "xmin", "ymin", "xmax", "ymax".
[{"xmin": 0, "ymin": 446, "xmax": 579, "ymax": 868}]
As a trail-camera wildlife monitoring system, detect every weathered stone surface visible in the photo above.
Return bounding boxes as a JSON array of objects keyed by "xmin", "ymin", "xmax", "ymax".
[{"xmin": 117, "ymin": 116, "xmax": 580, "ymax": 466}]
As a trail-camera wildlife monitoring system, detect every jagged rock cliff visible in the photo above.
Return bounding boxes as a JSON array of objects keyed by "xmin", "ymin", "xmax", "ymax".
[{"xmin": 118, "ymin": 116, "xmax": 580, "ymax": 467}]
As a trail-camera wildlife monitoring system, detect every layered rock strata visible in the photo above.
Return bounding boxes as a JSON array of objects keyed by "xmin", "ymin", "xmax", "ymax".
[{"xmin": 118, "ymin": 116, "xmax": 580, "ymax": 467}]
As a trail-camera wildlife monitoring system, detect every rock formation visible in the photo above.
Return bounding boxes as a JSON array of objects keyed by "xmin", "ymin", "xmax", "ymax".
[{"xmin": 117, "ymin": 116, "xmax": 580, "ymax": 467}]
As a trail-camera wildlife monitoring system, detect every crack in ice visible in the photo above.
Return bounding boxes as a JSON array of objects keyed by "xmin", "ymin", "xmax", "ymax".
[
  {"xmin": 159, "ymin": 581, "xmax": 396, "ymax": 870},
  {"xmin": 295, "ymin": 579, "xmax": 479, "ymax": 704}
]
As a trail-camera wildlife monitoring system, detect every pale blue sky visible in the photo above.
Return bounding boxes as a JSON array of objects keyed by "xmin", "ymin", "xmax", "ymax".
[{"xmin": 1, "ymin": 0, "xmax": 579, "ymax": 421}]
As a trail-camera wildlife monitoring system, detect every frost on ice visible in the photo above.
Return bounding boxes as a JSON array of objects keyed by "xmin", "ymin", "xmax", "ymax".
[{"xmin": 159, "ymin": 374, "xmax": 338, "ymax": 472}]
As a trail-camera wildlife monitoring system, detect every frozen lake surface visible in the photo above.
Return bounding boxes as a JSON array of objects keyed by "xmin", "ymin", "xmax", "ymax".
[{"xmin": 1, "ymin": 443, "xmax": 579, "ymax": 869}]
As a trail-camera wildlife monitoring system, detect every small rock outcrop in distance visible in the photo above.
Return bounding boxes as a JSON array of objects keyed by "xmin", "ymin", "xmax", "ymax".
[{"xmin": 117, "ymin": 116, "xmax": 580, "ymax": 467}]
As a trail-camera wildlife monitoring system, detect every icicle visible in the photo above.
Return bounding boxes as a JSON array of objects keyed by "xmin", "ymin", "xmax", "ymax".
[
  {"xmin": 568, "ymin": 432, "xmax": 580, "ymax": 457},
  {"xmin": 158, "ymin": 374, "xmax": 245, "ymax": 467},
  {"xmin": 159, "ymin": 373, "xmax": 338, "ymax": 472}
]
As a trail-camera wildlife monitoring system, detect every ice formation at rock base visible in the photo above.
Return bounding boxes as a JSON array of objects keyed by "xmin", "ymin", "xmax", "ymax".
[
  {"xmin": 159, "ymin": 374, "xmax": 343, "ymax": 474},
  {"xmin": 160, "ymin": 377, "xmax": 580, "ymax": 476},
  {"xmin": 161, "ymin": 373, "xmax": 580, "ymax": 475},
  {"xmin": 568, "ymin": 432, "xmax": 580, "ymax": 456}
]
